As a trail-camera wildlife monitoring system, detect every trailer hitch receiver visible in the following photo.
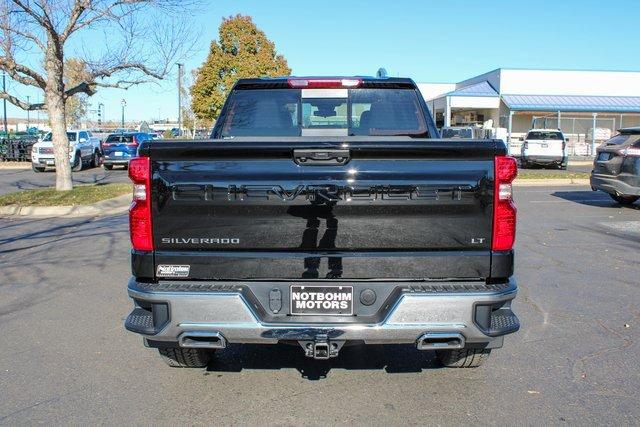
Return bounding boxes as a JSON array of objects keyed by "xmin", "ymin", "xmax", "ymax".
[{"xmin": 299, "ymin": 334, "xmax": 344, "ymax": 360}]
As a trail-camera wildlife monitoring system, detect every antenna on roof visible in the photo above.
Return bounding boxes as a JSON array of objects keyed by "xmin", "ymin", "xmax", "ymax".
[{"xmin": 376, "ymin": 68, "xmax": 388, "ymax": 78}]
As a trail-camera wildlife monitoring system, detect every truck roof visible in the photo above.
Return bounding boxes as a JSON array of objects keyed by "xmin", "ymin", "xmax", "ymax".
[
  {"xmin": 233, "ymin": 76, "xmax": 418, "ymax": 89},
  {"xmin": 619, "ymin": 127, "xmax": 640, "ymax": 134}
]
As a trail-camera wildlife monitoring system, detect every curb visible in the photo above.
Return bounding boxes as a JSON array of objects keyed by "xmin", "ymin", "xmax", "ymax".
[
  {"xmin": 567, "ymin": 161, "xmax": 594, "ymax": 166},
  {"xmin": 0, "ymin": 194, "xmax": 130, "ymax": 218},
  {"xmin": 0, "ymin": 162, "xmax": 31, "ymax": 170},
  {"xmin": 514, "ymin": 178, "xmax": 590, "ymax": 186}
]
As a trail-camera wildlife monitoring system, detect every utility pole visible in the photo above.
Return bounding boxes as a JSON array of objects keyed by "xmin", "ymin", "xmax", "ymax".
[
  {"xmin": 98, "ymin": 103, "xmax": 104, "ymax": 127},
  {"xmin": 26, "ymin": 95, "xmax": 30, "ymax": 131},
  {"xmin": 2, "ymin": 72, "xmax": 7, "ymax": 137},
  {"xmin": 176, "ymin": 63, "xmax": 183, "ymax": 137},
  {"xmin": 121, "ymin": 99, "xmax": 126, "ymax": 130}
]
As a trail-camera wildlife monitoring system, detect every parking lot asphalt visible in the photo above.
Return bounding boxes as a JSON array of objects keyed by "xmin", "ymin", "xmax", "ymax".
[
  {"xmin": 0, "ymin": 165, "xmax": 129, "ymax": 195},
  {"xmin": 0, "ymin": 186, "xmax": 638, "ymax": 425},
  {"xmin": 520, "ymin": 162, "xmax": 593, "ymax": 174}
]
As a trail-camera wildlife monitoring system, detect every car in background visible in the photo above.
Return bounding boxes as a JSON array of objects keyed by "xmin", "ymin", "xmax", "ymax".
[
  {"xmin": 101, "ymin": 132, "xmax": 152, "ymax": 170},
  {"xmin": 520, "ymin": 129, "xmax": 568, "ymax": 169},
  {"xmin": 590, "ymin": 127, "xmax": 640, "ymax": 205},
  {"xmin": 194, "ymin": 129, "xmax": 209, "ymax": 139},
  {"xmin": 30, "ymin": 130, "xmax": 101, "ymax": 172}
]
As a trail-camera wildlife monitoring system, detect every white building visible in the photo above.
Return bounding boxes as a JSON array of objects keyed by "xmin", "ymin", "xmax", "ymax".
[{"xmin": 419, "ymin": 68, "xmax": 640, "ymax": 155}]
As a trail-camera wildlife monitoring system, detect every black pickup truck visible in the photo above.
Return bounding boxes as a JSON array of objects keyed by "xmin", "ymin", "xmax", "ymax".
[{"xmin": 125, "ymin": 76, "xmax": 520, "ymax": 368}]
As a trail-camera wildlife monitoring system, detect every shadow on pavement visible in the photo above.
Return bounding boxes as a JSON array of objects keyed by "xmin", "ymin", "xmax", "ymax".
[
  {"xmin": 0, "ymin": 214, "xmax": 126, "ymax": 264},
  {"xmin": 551, "ymin": 191, "xmax": 640, "ymax": 210},
  {"xmin": 0, "ymin": 166, "xmax": 128, "ymax": 195},
  {"xmin": 206, "ymin": 343, "xmax": 441, "ymax": 380}
]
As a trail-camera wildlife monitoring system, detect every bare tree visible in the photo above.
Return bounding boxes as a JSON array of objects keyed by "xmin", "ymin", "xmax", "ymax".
[{"xmin": 0, "ymin": 0, "xmax": 200, "ymax": 190}]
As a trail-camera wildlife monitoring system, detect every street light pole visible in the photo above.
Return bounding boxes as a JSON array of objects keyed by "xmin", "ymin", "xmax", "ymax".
[
  {"xmin": 98, "ymin": 103, "xmax": 104, "ymax": 127},
  {"xmin": 26, "ymin": 95, "xmax": 30, "ymax": 131},
  {"xmin": 176, "ymin": 62, "xmax": 183, "ymax": 137},
  {"xmin": 121, "ymin": 99, "xmax": 126, "ymax": 130},
  {"xmin": 2, "ymin": 72, "xmax": 7, "ymax": 137}
]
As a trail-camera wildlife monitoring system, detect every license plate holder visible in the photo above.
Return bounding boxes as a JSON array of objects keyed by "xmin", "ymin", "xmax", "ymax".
[
  {"xmin": 290, "ymin": 285, "xmax": 353, "ymax": 316},
  {"xmin": 115, "ymin": 151, "xmax": 123, "ymax": 156}
]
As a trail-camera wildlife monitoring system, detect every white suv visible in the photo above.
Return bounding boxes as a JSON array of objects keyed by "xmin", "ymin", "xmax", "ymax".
[
  {"xmin": 31, "ymin": 130, "xmax": 102, "ymax": 172},
  {"xmin": 520, "ymin": 129, "xmax": 568, "ymax": 169}
]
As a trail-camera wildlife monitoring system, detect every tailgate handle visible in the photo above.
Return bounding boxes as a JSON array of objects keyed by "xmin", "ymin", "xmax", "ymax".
[{"xmin": 293, "ymin": 149, "xmax": 350, "ymax": 166}]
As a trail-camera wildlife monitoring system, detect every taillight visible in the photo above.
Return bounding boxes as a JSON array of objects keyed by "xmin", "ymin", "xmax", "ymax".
[
  {"xmin": 492, "ymin": 155, "xmax": 518, "ymax": 251},
  {"xmin": 287, "ymin": 78, "xmax": 362, "ymax": 89},
  {"xmin": 128, "ymin": 156, "xmax": 153, "ymax": 251}
]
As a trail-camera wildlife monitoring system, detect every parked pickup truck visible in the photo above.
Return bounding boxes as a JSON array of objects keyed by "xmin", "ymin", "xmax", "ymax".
[
  {"xmin": 31, "ymin": 129, "xmax": 101, "ymax": 172},
  {"xmin": 124, "ymin": 76, "xmax": 520, "ymax": 369}
]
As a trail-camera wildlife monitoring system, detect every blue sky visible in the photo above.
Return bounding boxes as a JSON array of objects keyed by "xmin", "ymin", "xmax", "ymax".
[{"xmin": 9, "ymin": 0, "xmax": 640, "ymax": 122}]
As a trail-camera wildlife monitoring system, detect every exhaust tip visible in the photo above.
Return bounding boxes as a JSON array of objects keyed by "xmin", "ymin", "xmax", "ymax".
[
  {"xmin": 416, "ymin": 333, "xmax": 465, "ymax": 350},
  {"xmin": 179, "ymin": 331, "xmax": 227, "ymax": 349}
]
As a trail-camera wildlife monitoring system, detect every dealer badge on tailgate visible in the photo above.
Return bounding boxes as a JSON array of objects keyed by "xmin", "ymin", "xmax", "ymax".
[
  {"xmin": 290, "ymin": 285, "xmax": 353, "ymax": 315},
  {"xmin": 156, "ymin": 264, "xmax": 190, "ymax": 278}
]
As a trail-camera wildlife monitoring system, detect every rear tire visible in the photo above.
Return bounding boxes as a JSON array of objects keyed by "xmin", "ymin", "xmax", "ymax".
[
  {"xmin": 609, "ymin": 193, "xmax": 639, "ymax": 205},
  {"xmin": 158, "ymin": 347, "xmax": 214, "ymax": 368},
  {"xmin": 71, "ymin": 151, "xmax": 83, "ymax": 172},
  {"xmin": 103, "ymin": 164, "xmax": 113, "ymax": 170},
  {"xmin": 32, "ymin": 164, "xmax": 45, "ymax": 173},
  {"xmin": 436, "ymin": 348, "xmax": 491, "ymax": 368},
  {"xmin": 90, "ymin": 150, "xmax": 101, "ymax": 168}
]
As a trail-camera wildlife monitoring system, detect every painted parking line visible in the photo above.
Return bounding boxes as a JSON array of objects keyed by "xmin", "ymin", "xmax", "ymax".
[{"xmin": 528, "ymin": 199, "xmax": 610, "ymax": 204}]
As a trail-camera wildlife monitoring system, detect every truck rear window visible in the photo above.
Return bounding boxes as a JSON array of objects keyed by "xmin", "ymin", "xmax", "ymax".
[
  {"xmin": 43, "ymin": 132, "xmax": 77, "ymax": 141},
  {"xmin": 106, "ymin": 134, "xmax": 134, "ymax": 143},
  {"xmin": 441, "ymin": 128, "xmax": 473, "ymax": 139},
  {"xmin": 218, "ymin": 88, "xmax": 428, "ymax": 138}
]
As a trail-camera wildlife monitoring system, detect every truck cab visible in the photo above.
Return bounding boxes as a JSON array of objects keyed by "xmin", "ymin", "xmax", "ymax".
[{"xmin": 31, "ymin": 129, "xmax": 101, "ymax": 172}]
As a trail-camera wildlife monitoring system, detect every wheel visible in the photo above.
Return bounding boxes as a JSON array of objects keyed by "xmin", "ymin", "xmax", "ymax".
[
  {"xmin": 103, "ymin": 164, "xmax": 113, "ymax": 170},
  {"xmin": 158, "ymin": 347, "xmax": 214, "ymax": 368},
  {"xmin": 436, "ymin": 348, "xmax": 491, "ymax": 368},
  {"xmin": 32, "ymin": 164, "xmax": 45, "ymax": 173},
  {"xmin": 609, "ymin": 193, "xmax": 639, "ymax": 205},
  {"xmin": 71, "ymin": 151, "xmax": 83, "ymax": 171},
  {"xmin": 90, "ymin": 150, "xmax": 101, "ymax": 168}
]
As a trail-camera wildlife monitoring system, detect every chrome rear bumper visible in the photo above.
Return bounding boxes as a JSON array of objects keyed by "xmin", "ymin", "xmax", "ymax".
[{"xmin": 126, "ymin": 278, "xmax": 518, "ymax": 348}]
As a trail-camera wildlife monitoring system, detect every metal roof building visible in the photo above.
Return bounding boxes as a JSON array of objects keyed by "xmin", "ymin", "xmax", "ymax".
[{"xmin": 418, "ymin": 68, "xmax": 640, "ymax": 155}]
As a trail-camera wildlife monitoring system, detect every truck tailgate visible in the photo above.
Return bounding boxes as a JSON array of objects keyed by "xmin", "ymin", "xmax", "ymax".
[{"xmin": 147, "ymin": 138, "xmax": 502, "ymax": 280}]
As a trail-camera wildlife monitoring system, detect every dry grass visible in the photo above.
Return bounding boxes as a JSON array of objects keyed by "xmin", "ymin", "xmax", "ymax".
[{"xmin": 0, "ymin": 183, "xmax": 131, "ymax": 206}]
